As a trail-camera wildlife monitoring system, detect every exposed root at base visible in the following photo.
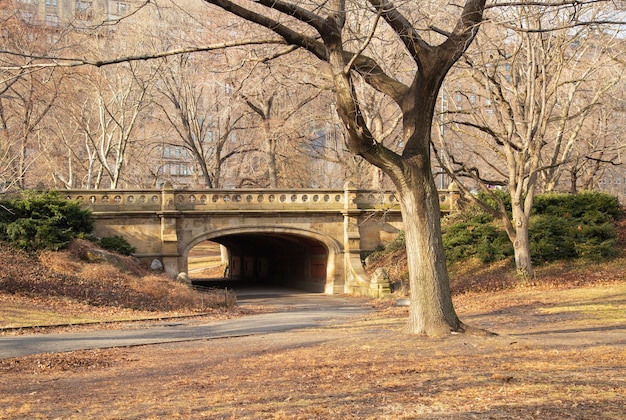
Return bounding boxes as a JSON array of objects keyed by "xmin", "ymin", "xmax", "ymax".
[
  {"xmin": 404, "ymin": 320, "xmax": 497, "ymax": 338},
  {"xmin": 455, "ymin": 322, "xmax": 498, "ymax": 337}
]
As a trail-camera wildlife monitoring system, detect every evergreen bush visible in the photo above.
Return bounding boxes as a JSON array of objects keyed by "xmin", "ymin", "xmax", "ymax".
[
  {"xmin": 529, "ymin": 191, "xmax": 620, "ymax": 262},
  {"xmin": 0, "ymin": 191, "xmax": 94, "ymax": 251},
  {"xmin": 99, "ymin": 235, "xmax": 137, "ymax": 256},
  {"xmin": 529, "ymin": 215, "xmax": 577, "ymax": 263},
  {"xmin": 385, "ymin": 231, "xmax": 406, "ymax": 252},
  {"xmin": 442, "ymin": 204, "xmax": 512, "ymax": 264},
  {"xmin": 442, "ymin": 191, "xmax": 621, "ymax": 265}
]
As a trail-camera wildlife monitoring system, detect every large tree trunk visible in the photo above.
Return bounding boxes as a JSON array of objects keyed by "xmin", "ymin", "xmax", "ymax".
[
  {"xmin": 397, "ymin": 169, "xmax": 462, "ymax": 336},
  {"xmin": 510, "ymin": 205, "xmax": 533, "ymax": 278}
]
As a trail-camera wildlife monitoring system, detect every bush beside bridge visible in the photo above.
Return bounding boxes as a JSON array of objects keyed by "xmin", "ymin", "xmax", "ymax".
[{"xmin": 366, "ymin": 191, "xmax": 623, "ymax": 293}]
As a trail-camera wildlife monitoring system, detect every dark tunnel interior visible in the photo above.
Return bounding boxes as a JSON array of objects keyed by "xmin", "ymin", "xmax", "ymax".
[{"xmin": 191, "ymin": 233, "xmax": 329, "ymax": 292}]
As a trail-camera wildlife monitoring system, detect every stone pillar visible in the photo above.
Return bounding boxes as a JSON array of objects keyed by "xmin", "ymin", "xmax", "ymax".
[
  {"xmin": 343, "ymin": 181, "xmax": 361, "ymax": 263},
  {"xmin": 159, "ymin": 182, "xmax": 180, "ymax": 278},
  {"xmin": 448, "ymin": 181, "xmax": 461, "ymax": 210},
  {"xmin": 343, "ymin": 181, "xmax": 390, "ymax": 297}
]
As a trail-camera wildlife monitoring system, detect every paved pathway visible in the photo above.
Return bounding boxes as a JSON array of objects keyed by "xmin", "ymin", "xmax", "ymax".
[{"xmin": 0, "ymin": 288, "xmax": 371, "ymax": 359}]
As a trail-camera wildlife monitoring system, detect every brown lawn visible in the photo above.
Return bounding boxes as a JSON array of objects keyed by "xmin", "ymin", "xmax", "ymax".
[{"xmin": 1, "ymin": 282, "xmax": 625, "ymax": 419}]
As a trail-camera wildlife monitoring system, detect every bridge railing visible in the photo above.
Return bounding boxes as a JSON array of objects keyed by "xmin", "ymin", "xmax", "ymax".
[
  {"xmin": 63, "ymin": 191, "xmax": 163, "ymax": 212},
  {"xmin": 63, "ymin": 185, "xmax": 459, "ymax": 213},
  {"xmin": 170, "ymin": 189, "xmax": 348, "ymax": 212}
]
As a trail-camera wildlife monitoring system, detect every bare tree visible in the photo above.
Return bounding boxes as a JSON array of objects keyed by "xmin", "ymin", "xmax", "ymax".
[
  {"xmin": 71, "ymin": 62, "xmax": 156, "ymax": 188},
  {"xmin": 195, "ymin": 0, "xmax": 488, "ymax": 337},
  {"xmin": 0, "ymin": 10, "xmax": 63, "ymax": 191},
  {"xmin": 436, "ymin": 3, "xmax": 626, "ymax": 277},
  {"xmin": 238, "ymin": 50, "xmax": 328, "ymax": 187},
  {"xmin": 155, "ymin": 54, "xmax": 255, "ymax": 188},
  {"xmin": 561, "ymin": 106, "xmax": 626, "ymax": 194}
]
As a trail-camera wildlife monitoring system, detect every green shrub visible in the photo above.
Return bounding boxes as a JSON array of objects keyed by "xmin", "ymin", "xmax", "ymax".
[
  {"xmin": 0, "ymin": 191, "xmax": 93, "ymax": 251},
  {"xmin": 529, "ymin": 192, "xmax": 620, "ymax": 263},
  {"xmin": 99, "ymin": 235, "xmax": 136, "ymax": 256},
  {"xmin": 443, "ymin": 191, "xmax": 621, "ymax": 265},
  {"xmin": 573, "ymin": 222, "xmax": 620, "ymax": 260},
  {"xmin": 529, "ymin": 215, "xmax": 577, "ymax": 263},
  {"xmin": 443, "ymin": 219, "xmax": 512, "ymax": 263},
  {"xmin": 533, "ymin": 191, "xmax": 621, "ymax": 220},
  {"xmin": 385, "ymin": 231, "xmax": 405, "ymax": 252},
  {"xmin": 442, "ymin": 202, "xmax": 512, "ymax": 264},
  {"xmin": 476, "ymin": 189, "xmax": 512, "ymax": 215}
]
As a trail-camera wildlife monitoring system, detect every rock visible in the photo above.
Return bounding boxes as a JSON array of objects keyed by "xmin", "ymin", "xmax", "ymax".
[
  {"xmin": 82, "ymin": 249, "xmax": 108, "ymax": 264},
  {"xmin": 150, "ymin": 259, "xmax": 164, "ymax": 271},
  {"xmin": 396, "ymin": 297, "xmax": 410, "ymax": 306},
  {"xmin": 176, "ymin": 272, "xmax": 191, "ymax": 285}
]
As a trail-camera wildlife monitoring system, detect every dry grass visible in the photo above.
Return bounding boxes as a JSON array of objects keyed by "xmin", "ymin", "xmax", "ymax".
[
  {"xmin": 0, "ymin": 240, "xmax": 236, "ymax": 329},
  {"xmin": 367, "ymin": 245, "xmax": 626, "ymax": 296},
  {"xmin": 0, "ymin": 283, "xmax": 625, "ymax": 419}
]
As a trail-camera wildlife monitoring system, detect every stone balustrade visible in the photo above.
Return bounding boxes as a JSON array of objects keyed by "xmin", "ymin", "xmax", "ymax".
[
  {"xmin": 170, "ymin": 190, "xmax": 348, "ymax": 212},
  {"xmin": 63, "ymin": 185, "xmax": 458, "ymax": 214},
  {"xmin": 64, "ymin": 191, "xmax": 163, "ymax": 212}
]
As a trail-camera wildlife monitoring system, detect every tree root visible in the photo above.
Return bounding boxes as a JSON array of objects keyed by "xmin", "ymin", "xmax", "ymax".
[
  {"xmin": 455, "ymin": 322, "xmax": 498, "ymax": 337},
  {"xmin": 405, "ymin": 320, "xmax": 497, "ymax": 338}
]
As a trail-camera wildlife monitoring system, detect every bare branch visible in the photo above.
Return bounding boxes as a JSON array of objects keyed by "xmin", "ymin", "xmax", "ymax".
[
  {"xmin": 344, "ymin": 8, "xmax": 383, "ymax": 74},
  {"xmin": 0, "ymin": 39, "xmax": 287, "ymax": 71}
]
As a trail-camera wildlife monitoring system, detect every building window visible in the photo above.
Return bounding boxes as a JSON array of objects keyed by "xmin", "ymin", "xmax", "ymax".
[
  {"xmin": 76, "ymin": 0, "xmax": 91, "ymax": 10},
  {"xmin": 45, "ymin": 0, "xmax": 57, "ymax": 6},
  {"xmin": 45, "ymin": 14, "xmax": 59, "ymax": 26},
  {"xmin": 117, "ymin": 2, "xmax": 128, "ymax": 14},
  {"xmin": 504, "ymin": 63, "xmax": 512, "ymax": 82},
  {"xmin": 21, "ymin": 12, "xmax": 34, "ymax": 24},
  {"xmin": 75, "ymin": 0, "xmax": 92, "ymax": 17}
]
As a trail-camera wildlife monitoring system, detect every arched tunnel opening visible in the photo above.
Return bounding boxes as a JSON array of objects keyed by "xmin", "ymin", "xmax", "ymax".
[{"xmin": 189, "ymin": 233, "xmax": 329, "ymax": 293}]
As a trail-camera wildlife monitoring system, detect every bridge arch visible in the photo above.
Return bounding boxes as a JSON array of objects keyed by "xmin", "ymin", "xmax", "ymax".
[{"xmin": 179, "ymin": 226, "xmax": 345, "ymax": 294}]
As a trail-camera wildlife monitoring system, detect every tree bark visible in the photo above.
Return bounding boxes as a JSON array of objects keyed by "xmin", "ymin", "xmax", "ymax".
[
  {"xmin": 398, "ymin": 168, "xmax": 462, "ymax": 336},
  {"xmin": 511, "ymin": 206, "xmax": 533, "ymax": 278}
]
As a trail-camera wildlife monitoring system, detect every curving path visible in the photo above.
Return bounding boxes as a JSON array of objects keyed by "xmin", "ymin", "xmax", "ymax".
[{"xmin": 0, "ymin": 288, "xmax": 372, "ymax": 359}]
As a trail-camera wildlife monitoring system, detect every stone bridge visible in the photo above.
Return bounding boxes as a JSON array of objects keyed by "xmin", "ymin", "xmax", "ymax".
[{"xmin": 65, "ymin": 183, "xmax": 459, "ymax": 297}]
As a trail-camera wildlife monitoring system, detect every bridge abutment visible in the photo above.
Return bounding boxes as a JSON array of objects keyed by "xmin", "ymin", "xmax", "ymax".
[{"xmin": 343, "ymin": 182, "xmax": 391, "ymax": 297}]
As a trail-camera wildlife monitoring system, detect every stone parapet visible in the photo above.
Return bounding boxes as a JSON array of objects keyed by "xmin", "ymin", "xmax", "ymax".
[{"xmin": 64, "ymin": 187, "xmax": 454, "ymax": 214}]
